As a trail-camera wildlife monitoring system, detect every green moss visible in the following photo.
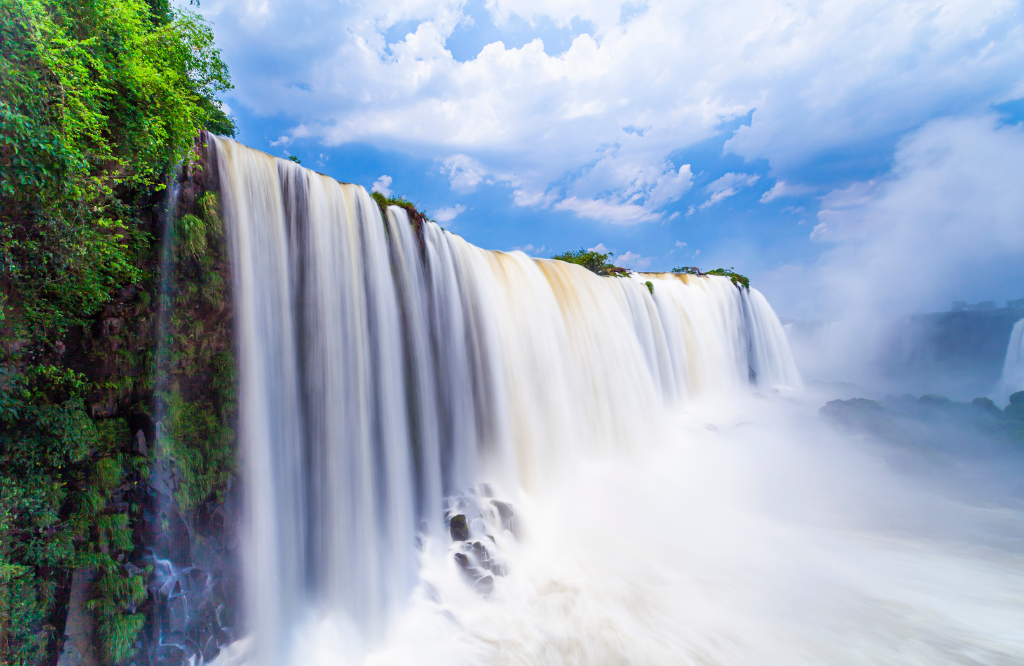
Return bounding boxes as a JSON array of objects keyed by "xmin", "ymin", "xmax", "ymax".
[
  {"xmin": 645, "ymin": 281, "xmax": 654, "ymax": 295},
  {"xmin": 160, "ymin": 388, "xmax": 234, "ymax": 510}
]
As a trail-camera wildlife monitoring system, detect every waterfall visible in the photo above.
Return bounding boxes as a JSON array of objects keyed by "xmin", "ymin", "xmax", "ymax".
[
  {"xmin": 211, "ymin": 137, "xmax": 802, "ymax": 662},
  {"xmin": 995, "ymin": 318, "xmax": 1024, "ymax": 405}
]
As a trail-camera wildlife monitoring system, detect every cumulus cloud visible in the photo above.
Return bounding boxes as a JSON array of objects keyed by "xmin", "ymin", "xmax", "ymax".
[
  {"xmin": 432, "ymin": 203, "xmax": 466, "ymax": 223},
  {"xmin": 553, "ymin": 197, "xmax": 662, "ymax": 225},
  {"xmin": 615, "ymin": 251, "xmax": 653, "ymax": 269},
  {"xmin": 371, "ymin": 174, "xmax": 393, "ymax": 197},
  {"xmin": 192, "ymin": 0, "xmax": 1024, "ymax": 224},
  {"xmin": 588, "ymin": 243, "xmax": 611, "ymax": 253},
  {"xmin": 441, "ymin": 155, "xmax": 491, "ymax": 192}
]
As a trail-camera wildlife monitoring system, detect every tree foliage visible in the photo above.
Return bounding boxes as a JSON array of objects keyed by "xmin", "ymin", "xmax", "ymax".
[
  {"xmin": 1, "ymin": 1, "xmax": 235, "ymax": 662},
  {"xmin": 551, "ymin": 248, "xmax": 629, "ymax": 276},
  {"xmin": 672, "ymin": 265, "xmax": 750, "ymax": 289},
  {"xmin": 0, "ymin": 0, "xmax": 234, "ymax": 340}
]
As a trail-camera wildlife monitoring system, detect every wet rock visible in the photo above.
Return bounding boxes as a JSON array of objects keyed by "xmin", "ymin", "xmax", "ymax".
[
  {"xmin": 453, "ymin": 553, "xmax": 495, "ymax": 596},
  {"xmin": 473, "ymin": 574, "xmax": 494, "ymax": 595},
  {"xmin": 490, "ymin": 500, "xmax": 517, "ymax": 536},
  {"xmin": 449, "ymin": 514, "xmax": 469, "ymax": 541},
  {"xmin": 57, "ymin": 570, "xmax": 100, "ymax": 666},
  {"xmin": 134, "ymin": 429, "xmax": 148, "ymax": 456},
  {"xmin": 468, "ymin": 540, "xmax": 508, "ymax": 576}
]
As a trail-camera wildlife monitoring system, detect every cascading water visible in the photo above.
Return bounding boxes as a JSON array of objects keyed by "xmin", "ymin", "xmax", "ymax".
[
  {"xmin": 210, "ymin": 138, "xmax": 1024, "ymax": 666},
  {"xmin": 995, "ymin": 318, "xmax": 1024, "ymax": 405},
  {"xmin": 211, "ymin": 137, "xmax": 799, "ymax": 659}
]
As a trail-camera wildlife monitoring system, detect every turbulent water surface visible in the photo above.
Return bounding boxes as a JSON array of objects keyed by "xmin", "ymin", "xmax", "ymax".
[{"xmin": 210, "ymin": 138, "xmax": 1024, "ymax": 666}]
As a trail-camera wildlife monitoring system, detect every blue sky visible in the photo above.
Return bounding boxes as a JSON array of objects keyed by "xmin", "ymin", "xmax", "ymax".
[{"xmin": 188, "ymin": 0, "xmax": 1024, "ymax": 319}]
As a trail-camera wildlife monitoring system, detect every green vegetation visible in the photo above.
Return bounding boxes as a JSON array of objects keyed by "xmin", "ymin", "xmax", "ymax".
[
  {"xmin": 160, "ymin": 167, "xmax": 236, "ymax": 513},
  {"xmin": 1, "ymin": 368, "xmax": 148, "ymax": 665},
  {"xmin": 370, "ymin": 191, "xmax": 419, "ymax": 217},
  {"xmin": 672, "ymin": 265, "xmax": 750, "ymax": 289},
  {"xmin": 1, "ymin": 0, "xmax": 235, "ymax": 662},
  {"xmin": 1, "ymin": 0, "xmax": 234, "ymax": 339},
  {"xmin": 551, "ymin": 248, "xmax": 629, "ymax": 276},
  {"xmin": 370, "ymin": 191, "xmax": 433, "ymax": 239}
]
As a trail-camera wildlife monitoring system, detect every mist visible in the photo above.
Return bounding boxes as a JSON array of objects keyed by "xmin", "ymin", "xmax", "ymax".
[
  {"xmin": 761, "ymin": 116, "xmax": 1024, "ymax": 401},
  {"xmin": 212, "ymin": 391, "xmax": 1024, "ymax": 666}
]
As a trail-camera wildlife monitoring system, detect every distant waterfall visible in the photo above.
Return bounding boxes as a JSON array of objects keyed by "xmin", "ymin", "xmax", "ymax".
[
  {"xmin": 211, "ymin": 137, "xmax": 801, "ymax": 663},
  {"xmin": 995, "ymin": 318, "xmax": 1024, "ymax": 404}
]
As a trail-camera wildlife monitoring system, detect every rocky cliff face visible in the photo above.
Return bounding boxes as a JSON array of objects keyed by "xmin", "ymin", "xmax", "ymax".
[{"xmin": 54, "ymin": 136, "xmax": 242, "ymax": 666}]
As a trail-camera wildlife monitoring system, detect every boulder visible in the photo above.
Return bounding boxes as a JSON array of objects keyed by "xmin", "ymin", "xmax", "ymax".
[
  {"xmin": 490, "ymin": 500, "xmax": 517, "ymax": 536},
  {"xmin": 448, "ymin": 514, "xmax": 469, "ymax": 541}
]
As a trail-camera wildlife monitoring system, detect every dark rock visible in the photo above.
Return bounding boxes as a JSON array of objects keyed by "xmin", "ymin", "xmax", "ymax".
[
  {"xmin": 449, "ymin": 514, "xmax": 469, "ymax": 541},
  {"xmin": 468, "ymin": 540, "xmax": 508, "ymax": 576},
  {"xmin": 972, "ymin": 397, "xmax": 1001, "ymax": 415},
  {"xmin": 453, "ymin": 552, "xmax": 496, "ymax": 595}
]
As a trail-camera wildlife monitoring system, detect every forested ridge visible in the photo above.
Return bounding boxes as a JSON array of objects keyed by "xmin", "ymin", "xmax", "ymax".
[{"xmin": 1, "ymin": 1, "xmax": 235, "ymax": 663}]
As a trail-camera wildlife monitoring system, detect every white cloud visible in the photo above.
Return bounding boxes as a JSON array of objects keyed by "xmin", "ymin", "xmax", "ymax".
[
  {"xmin": 615, "ymin": 251, "xmax": 652, "ymax": 269},
  {"xmin": 760, "ymin": 180, "xmax": 813, "ymax": 203},
  {"xmin": 675, "ymin": 240, "xmax": 687, "ymax": 248},
  {"xmin": 708, "ymin": 172, "xmax": 760, "ymax": 193},
  {"xmin": 371, "ymin": 174, "xmax": 393, "ymax": 197},
  {"xmin": 441, "ymin": 155, "xmax": 491, "ymax": 192},
  {"xmin": 697, "ymin": 172, "xmax": 760, "ymax": 209},
  {"xmin": 512, "ymin": 188, "xmax": 558, "ymax": 207},
  {"xmin": 542, "ymin": 160, "xmax": 692, "ymax": 223},
  {"xmin": 698, "ymin": 188, "xmax": 738, "ymax": 210},
  {"xmin": 432, "ymin": 203, "xmax": 466, "ymax": 223},
  {"xmin": 270, "ymin": 135, "xmax": 292, "ymax": 147},
  {"xmin": 809, "ymin": 222, "xmax": 830, "ymax": 241},
  {"xmin": 198, "ymin": 0, "xmax": 1023, "ymax": 227},
  {"xmin": 553, "ymin": 197, "xmax": 662, "ymax": 225},
  {"xmin": 588, "ymin": 243, "xmax": 611, "ymax": 253}
]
